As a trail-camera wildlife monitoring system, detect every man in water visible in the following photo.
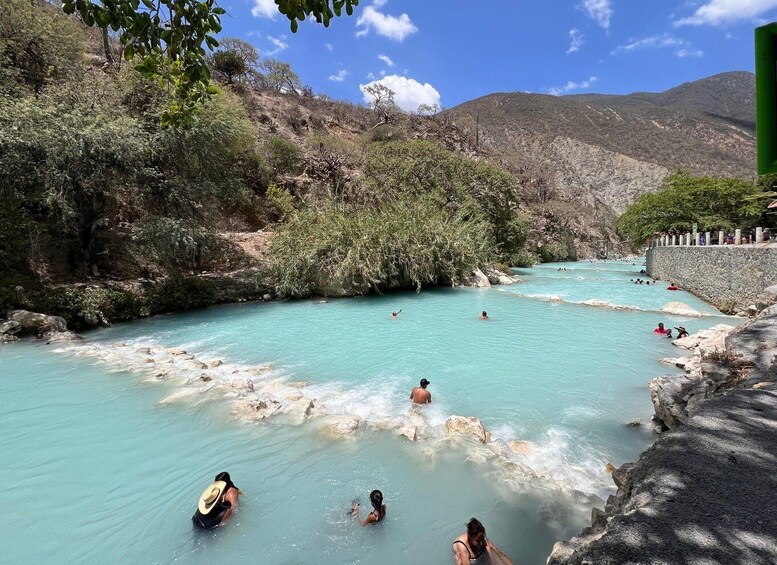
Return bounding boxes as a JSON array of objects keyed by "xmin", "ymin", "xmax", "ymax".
[
  {"xmin": 653, "ymin": 323, "xmax": 668, "ymax": 335},
  {"xmin": 479, "ymin": 311, "xmax": 489, "ymax": 320},
  {"xmin": 410, "ymin": 378, "xmax": 432, "ymax": 404},
  {"xmin": 391, "ymin": 309, "xmax": 401, "ymax": 319}
]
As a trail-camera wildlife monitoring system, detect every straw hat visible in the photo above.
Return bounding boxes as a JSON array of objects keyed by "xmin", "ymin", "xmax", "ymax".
[{"xmin": 197, "ymin": 481, "xmax": 227, "ymax": 515}]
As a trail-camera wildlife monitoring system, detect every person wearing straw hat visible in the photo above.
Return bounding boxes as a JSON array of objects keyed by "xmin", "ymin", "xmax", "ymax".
[
  {"xmin": 192, "ymin": 472, "xmax": 241, "ymax": 530},
  {"xmin": 674, "ymin": 326, "xmax": 689, "ymax": 339}
]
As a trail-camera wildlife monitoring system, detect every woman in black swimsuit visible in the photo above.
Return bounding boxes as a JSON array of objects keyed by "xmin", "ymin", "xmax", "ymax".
[
  {"xmin": 453, "ymin": 518, "xmax": 514, "ymax": 564},
  {"xmin": 192, "ymin": 472, "xmax": 241, "ymax": 530},
  {"xmin": 352, "ymin": 489, "xmax": 386, "ymax": 526}
]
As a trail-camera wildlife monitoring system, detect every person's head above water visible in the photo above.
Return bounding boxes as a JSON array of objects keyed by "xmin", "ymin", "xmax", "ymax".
[
  {"xmin": 420, "ymin": 378, "xmax": 430, "ymax": 389},
  {"xmin": 214, "ymin": 471, "xmax": 237, "ymax": 491},
  {"xmin": 466, "ymin": 518, "xmax": 487, "ymax": 555},
  {"xmin": 657, "ymin": 323, "xmax": 664, "ymax": 330},
  {"xmin": 370, "ymin": 489, "xmax": 383, "ymax": 510}
]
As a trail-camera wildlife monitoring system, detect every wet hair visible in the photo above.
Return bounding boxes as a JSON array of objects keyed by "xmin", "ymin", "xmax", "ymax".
[
  {"xmin": 370, "ymin": 490, "xmax": 385, "ymax": 521},
  {"xmin": 467, "ymin": 518, "xmax": 487, "ymax": 556},
  {"xmin": 215, "ymin": 471, "xmax": 240, "ymax": 494},
  {"xmin": 658, "ymin": 323, "xmax": 664, "ymax": 328},
  {"xmin": 482, "ymin": 311, "xmax": 487, "ymax": 317}
]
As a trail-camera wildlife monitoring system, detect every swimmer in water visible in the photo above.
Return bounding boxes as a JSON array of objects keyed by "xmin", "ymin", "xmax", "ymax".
[
  {"xmin": 667, "ymin": 283, "xmax": 679, "ymax": 291},
  {"xmin": 479, "ymin": 311, "xmax": 489, "ymax": 320},
  {"xmin": 410, "ymin": 378, "xmax": 432, "ymax": 404},
  {"xmin": 453, "ymin": 518, "xmax": 513, "ymax": 564},
  {"xmin": 391, "ymin": 309, "xmax": 402, "ymax": 319},
  {"xmin": 352, "ymin": 489, "xmax": 386, "ymax": 526},
  {"xmin": 666, "ymin": 329, "xmax": 673, "ymax": 339},
  {"xmin": 653, "ymin": 323, "xmax": 668, "ymax": 335},
  {"xmin": 675, "ymin": 326, "xmax": 689, "ymax": 339},
  {"xmin": 192, "ymin": 472, "xmax": 241, "ymax": 530}
]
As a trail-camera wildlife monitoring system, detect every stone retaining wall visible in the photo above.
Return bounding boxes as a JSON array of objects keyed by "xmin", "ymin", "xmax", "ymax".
[{"xmin": 646, "ymin": 246, "xmax": 777, "ymax": 313}]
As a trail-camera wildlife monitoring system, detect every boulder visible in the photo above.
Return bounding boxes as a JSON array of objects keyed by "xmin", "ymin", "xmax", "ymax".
[
  {"xmin": 659, "ymin": 302, "xmax": 702, "ymax": 318},
  {"xmin": 611, "ymin": 462, "xmax": 635, "ymax": 490},
  {"xmin": 444, "ymin": 416, "xmax": 491, "ymax": 444},
  {"xmin": 43, "ymin": 330, "xmax": 80, "ymax": 342},
  {"xmin": 320, "ymin": 415, "xmax": 362, "ymax": 440},
  {"xmin": 508, "ymin": 439, "xmax": 535, "ymax": 455},
  {"xmin": 398, "ymin": 423, "xmax": 417, "ymax": 441},
  {"xmin": 280, "ymin": 397, "xmax": 315, "ymax": 425},
  {"xmin": 498, "ymin": 275, "xmax": 515, "ymax": 286},
  {"xmin": 0, "ymin": 320, "xmax": 21, "ymax": 336},
  {"xmin": 167, "ymin": 348, "xmax": 187, "ymax": 355},
  {"xmin": 9, "ymin": 310, "xmax": 67, "ymax": 334},
  {"xmin": 209, "ymin": 360, "xmax": 224, "ymax": 368},
  {"xmin": 233, "ymin": 398, "xmax": 280, "ymax": 422},
  {"xmin": 1, "ymin": 333, "xmax": 19, "ymax": 343},
  {"xmin": 135, "ymin": 347, "xmax": 152, "ymax": 355},
  {"xmin": 466, "ymin": 269, "xmax": 491, "ymax": 288},
  {"xmin": 755, "ymin": 284, "xmax": 777, "ymax": 312}
]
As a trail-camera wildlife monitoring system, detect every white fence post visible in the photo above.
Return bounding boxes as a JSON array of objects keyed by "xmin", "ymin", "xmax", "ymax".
[
  {"xmin": 705, "ymin": 231, "xmax": 710, "ymax": 246},
  {"xmin": 719, "ymin": 231, "xmax": 724, "ymax": 245},
  {"xmin": 756, "ymin": 227, "xmax": 763, "ymax": 243},
  {"xmin": 735, "ymin": 229, "xmax": 741, "ymax": 245},
  {"xmin": 694, "ymin": 232, "xmax": 700, "ymax": 246}
]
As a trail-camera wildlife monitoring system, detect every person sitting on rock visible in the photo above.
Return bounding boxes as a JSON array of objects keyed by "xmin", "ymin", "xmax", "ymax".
[
  {"xmin": 653, "ymin": 323, "xmax": 668, "ymax": 335},
  {"xmin": 410, "ymin": 378, "xmax": 432, "ymax": 404},
  {"xmin": 391, "ymin": 309, "xmax": 401, "ymax": 319},
  {"xmin": 675, "ymin": 326, "xmax": 689, "ymax": 339},
  {"xmin": 453, "ymin": 518, "xmax": 513, "ymax": 564},
  {"xmin": 479, "ymin": 311, "xmax": 489, "ymax": 320},
  {"xmin": 192, "ymin": 472, "xmax": 241, "ymax": 530},
  {"xmin": 352, "ymin": 489, "xmax": 386, "ymax": 526}
]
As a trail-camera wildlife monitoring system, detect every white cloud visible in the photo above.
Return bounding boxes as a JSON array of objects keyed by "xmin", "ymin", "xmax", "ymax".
[
  {"xmin": 251, "ymin": 0, "xmax": 277, "ymax": 19},
  {"xmin": 359, "ymin": 74, "xmax": 441, "ymax": 111},
  {"xmin": 676, "ymin": 0, "xmax": 777, "ymax": 26},
  {"xmin": 329, "ymin": 69, "xmax": 349, "ymax": 82},
  {"xmin": 266, "ymin": 35, "xmax": 288, "ymax": 56},
  {"xmin": 378, "ymin": 54, "xmax": 395, "ymax": 67},
  {"xmin": 325, "ymin": 42, "xmax": 334, "ymax": 51},
  {"xmin": 356, "ymin": 6, "xmax": 418, "ymax": 41},
  {"xmin": 547, "ymin": 76, "xmax": 598, "ymax": 96},
  {"xmin": 580, "ymin": 0, "xmax": 613, "ymax": 29},
  {"xmin": 676, "ymin": 47, "xmax": 705, "ymax": 57},
  {"xmin": 567, "ymin": 29, "xmax": 585, "ymax": 54},
  {"xmin": 611, "ymin": 33, "xmax": 704, "ymax": 58},
  {"xmin": 372, "ymin": 0, "xmax": 388, "ymax": 7}
]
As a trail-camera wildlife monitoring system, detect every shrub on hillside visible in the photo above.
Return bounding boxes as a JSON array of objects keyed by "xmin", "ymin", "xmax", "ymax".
[
  {"xmin": 263, "ymin": 135, "xmax": 303, "ymax": 175},
  {"xmin": 270, "ymin": 195, "xmax": 493, "ymax": 298},
  {"xmin": 147, "ymin": 276, "xmax": 217, "ymax": 313},
  {"xmin": 363, "ymin": 140, "xmax": 528, "ymax": 260}
]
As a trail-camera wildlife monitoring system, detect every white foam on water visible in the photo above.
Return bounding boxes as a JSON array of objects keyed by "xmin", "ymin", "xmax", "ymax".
[{"xmin": 53, "ymin": 338, "xmax": 618, "ymax": 498}]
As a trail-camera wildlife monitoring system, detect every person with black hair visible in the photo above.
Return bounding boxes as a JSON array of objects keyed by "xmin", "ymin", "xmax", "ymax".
[
  {"xmin": 192, "ymin": 472, "xmax": 241, "ymax": 529},
  {"xmin": 453, "ymin": 518, "xmax": 513, "ymax": 564},
  {"xmin": 352, "ymin": 489, "xmax": 386, "ymax": 526}
]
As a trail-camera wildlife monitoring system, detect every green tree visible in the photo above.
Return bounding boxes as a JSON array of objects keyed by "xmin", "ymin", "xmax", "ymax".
[
  {"xmin": 60, "ymin": 0, "xmax": 357, "ymax": 123},
  {"xmin": 617, "ymin": 171, "xmax": 769, "ymax": 244},
  {"xmin": 211, "ymin": 50, "xmax": 247, "ymax": 84},
  {"xmin": 258, "ymin": 59, "xmax": 301, "ymax": 93}
]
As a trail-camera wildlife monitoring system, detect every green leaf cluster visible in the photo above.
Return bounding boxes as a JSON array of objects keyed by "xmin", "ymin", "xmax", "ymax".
[
  {"xmin": 270, "ymin": 195, "xmax": 493, "ymax": 298},
  {"xmin": 275, "ymin": 0, "xmax": 360, "ymax": 32},
  {"xmin": 616, "ymin": 171, "xmax": 769, "ymax": 244}
]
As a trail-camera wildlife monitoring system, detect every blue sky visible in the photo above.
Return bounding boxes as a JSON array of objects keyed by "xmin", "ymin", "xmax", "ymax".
[{"xmin": 215, "ymin": 0, "xmax": 777, "ymax": 111}]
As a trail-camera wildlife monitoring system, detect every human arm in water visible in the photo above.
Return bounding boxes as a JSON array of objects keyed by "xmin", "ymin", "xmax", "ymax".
[
  {"xmin": 220, "ymin": 487, "xmax": 240, "ymax": 524},
  {"xmin": 352, "ymin": 503, "xmax": 383, "ymax": 526},
  {"xmin": 486, "ymin": 538, "xmax": 514, "ymax": 564}
]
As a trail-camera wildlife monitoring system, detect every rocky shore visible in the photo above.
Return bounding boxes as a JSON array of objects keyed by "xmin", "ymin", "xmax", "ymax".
[{"xmin": 547, "ymin": 286, "xmax": 777, "ymax": 565}]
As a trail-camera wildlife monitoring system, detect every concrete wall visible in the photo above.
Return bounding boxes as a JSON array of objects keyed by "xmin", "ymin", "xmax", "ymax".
[{"xmin": 646, "ymin": 247, "xmax": 777, "ymax": 313}]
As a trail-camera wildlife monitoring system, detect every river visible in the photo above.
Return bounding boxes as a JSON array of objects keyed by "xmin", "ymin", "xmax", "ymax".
[{"xmin": 0, "ymin": 260, "xmax": 731, "ymax": 564}]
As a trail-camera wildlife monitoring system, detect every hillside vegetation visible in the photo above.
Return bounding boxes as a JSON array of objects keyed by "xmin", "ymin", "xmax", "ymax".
[{"xmin": 1, "ymin": 0, "xmax": 557, "ymax": 318}]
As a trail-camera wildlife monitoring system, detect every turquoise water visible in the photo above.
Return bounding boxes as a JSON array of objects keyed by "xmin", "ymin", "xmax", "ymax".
[{"xmin": 0, "ymin": 260, "xmax": 735, "ymax": 564}]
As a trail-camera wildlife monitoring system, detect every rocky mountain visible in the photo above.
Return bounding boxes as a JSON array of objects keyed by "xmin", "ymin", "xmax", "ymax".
[{"xmin": 449, "ymin": 72, "xmax": 756, "ymax": 216}]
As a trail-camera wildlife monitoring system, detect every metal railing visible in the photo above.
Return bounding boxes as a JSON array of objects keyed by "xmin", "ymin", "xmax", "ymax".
[{"xmin": 649, "ymin": 228, "xmax": 774, "ymax": 248}]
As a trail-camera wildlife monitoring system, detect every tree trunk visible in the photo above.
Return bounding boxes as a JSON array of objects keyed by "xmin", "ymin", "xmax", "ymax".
[{"xmin": 102, "ymin": 28, "xmax": 114, "ymax": 64}]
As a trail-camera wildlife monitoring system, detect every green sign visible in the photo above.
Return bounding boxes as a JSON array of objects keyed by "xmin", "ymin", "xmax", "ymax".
[
  {"xmin": 692, "ymin": 222, "xmax": 698, "ymax": 232},
  {"xmin": 756, "ymin": 23, "xmax": 777, "ymax": 175}
]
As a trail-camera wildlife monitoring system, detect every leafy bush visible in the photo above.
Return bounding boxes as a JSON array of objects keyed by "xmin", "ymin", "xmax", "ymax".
[
  {"xmin": 617, "ymin": 171, "xmax": 768, "ymax": 244},
  {"xmin": 265, "ymin": 184, "xmax": 295, "ymax": 221},
  {"xmin": 263, "ymin": 135, "xmax": 303, "ymax": 175},
  {"xmin": 0, "ymin": 0, "xmax": 83, "ymax": 94},
  {"xmin": 363, "ymin": 140, "xmax": 527, "ymax": 259},
  {"xmin": 20, "ymin": 287, "xmax": 143, "ymax": 327},
  {"xmin": 271, "ymin": 195, "xmax": 493, "ymax": 298},
  {"xmin": 131, "ymin": 218, "xmax": 222, "ymax": 271},
  {"xmin": 147, "ymin": 276, "xmax": 217, "ymax": 313}
]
